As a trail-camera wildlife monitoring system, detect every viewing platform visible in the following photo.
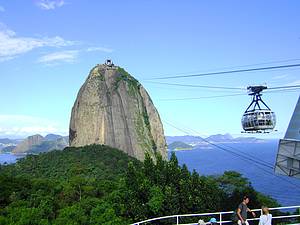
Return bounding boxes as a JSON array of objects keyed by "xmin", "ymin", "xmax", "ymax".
[{"xmin": 132, "ymin": 205, "xmax": 300, "ymax": 225}]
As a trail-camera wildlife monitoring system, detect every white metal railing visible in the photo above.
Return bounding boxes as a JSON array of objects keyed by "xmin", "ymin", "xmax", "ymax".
[{"xmin": 131, "ymin": 205, "xmax": 300, "ymax": 225}]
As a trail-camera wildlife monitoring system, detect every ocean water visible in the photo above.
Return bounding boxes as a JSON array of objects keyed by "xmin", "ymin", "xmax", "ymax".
[
  {"xmin": 170, "ymin": 140, "xmax": 300, "ymax": 207},
  {"xmin": 0, "ymin": 153, "xmax": 24, "ymax": 164}
]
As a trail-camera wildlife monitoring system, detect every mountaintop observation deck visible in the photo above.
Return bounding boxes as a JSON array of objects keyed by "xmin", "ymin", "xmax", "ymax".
[{"xmin": 132, "ymin": 205, "xmax": 300, "ymax": 225}]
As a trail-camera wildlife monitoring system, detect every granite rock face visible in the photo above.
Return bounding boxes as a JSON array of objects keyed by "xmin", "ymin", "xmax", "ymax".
[
  {"xmin": 12, "ymin": 134, "xmax": 68, "ymax": 154},
  {"xmin": 69, "ymin": 63, "xmax": 167, "ymax": 161},
  {"xmin": 12, "ymin": 134, "xmax": 44, "ymax": 153}
]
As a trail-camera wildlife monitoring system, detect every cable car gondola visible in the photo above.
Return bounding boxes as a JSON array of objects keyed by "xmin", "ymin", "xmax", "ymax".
[{"xmin": 241, "ymin": 85, "xmax": 276, "ymax": 133}]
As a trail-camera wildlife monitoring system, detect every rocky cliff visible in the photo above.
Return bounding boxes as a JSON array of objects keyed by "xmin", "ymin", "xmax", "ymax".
[
  {"xmin": 12, "ymin": 134, "xmax": 44, "ymax": 153},
  {"xmin": 69, "ymin": 62, "xmax": 167, "ymax": 161},
  {"xmin": 12, "ymin": 134, "xmax": 68, "ymax": 154}
]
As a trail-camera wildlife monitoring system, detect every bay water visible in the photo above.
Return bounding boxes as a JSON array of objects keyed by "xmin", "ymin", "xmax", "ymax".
[{"xmin": 170, "ymin": 140, "xmax": 300, "ymax": 207}]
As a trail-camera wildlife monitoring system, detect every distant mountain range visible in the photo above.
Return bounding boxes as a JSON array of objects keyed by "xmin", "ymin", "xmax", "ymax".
[
  {"xmin": 0, "ymin": 138, "xmax": 23, "ymax": 152},
  {"xmin": 166, "ymin": 134, "xmax": 268, "ymax": 147},
  {"xmin": 0, "ymin": 138, "xmax": 22, "ymax": 145},
  {"xmin": 0, "ymin": 133, "xmax": 269, "ymax": 154},
  {"xmin": 0, "ymin": 134, "xmax": 69, "ymax": 154}
]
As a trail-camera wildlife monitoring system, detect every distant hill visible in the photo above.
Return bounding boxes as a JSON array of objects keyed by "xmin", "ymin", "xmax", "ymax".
[
  {"xmin": 0, "ymin": 138, "xmax": 22, "ymax": 151},
  {"xmin": 205, "ymin": 134, "xmax": 264, "ymax": 143},
  {"xmin": 233, "ymin": 136, "xmax": 265, "ymax": 143},
  {"xmin": 166, "ymin": 134, "xmax": 266, "ymax": 146},
  {"xmin": 205, "ymin": 133, "xmax": 233, "ymax": 142},
  {"xmin": 0, "ymin": 138, "xmax": 15, "ymax": 145},
  {"xmin": 28, "ymin": 137, "xmax": 69, "ymax": 154},
  {"xmin": 0, "ymin": 146, "xmax": 16, "ymax": 153},
  {"xmin": 168, "ymin": 141, "xmax": 193, "ymax": 150},
  {"xmin": 12, "ymin": 134, "xmax": 44, "ymax": 153},
  {"xmin": 0, "ymin": 138, "xmax": 22, "ymax": 145},
  {"xmin": 44, "ymin": 134, "xmax": 64, "ymax": 141},
  {"xmin": 3, "ymin": 144, "xmax": 139, "ymax": 181},
  {"xmin": 11, "ymin": 134, "xmax": 68, "ymax": 154}
]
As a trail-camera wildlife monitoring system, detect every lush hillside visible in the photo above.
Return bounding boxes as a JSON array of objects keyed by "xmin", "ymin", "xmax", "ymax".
[
  {"xmin": 0, "ymin": 144, "xmax": 279, "ymax": 225},
  {"xmin": 2, "ymin": 144, "xmax": 139, "ymax": 181}
]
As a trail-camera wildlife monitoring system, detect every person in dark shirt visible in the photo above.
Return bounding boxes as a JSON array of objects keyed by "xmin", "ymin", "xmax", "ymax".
[{"xmin": 236, "ymin": 196, "xmax": 256, "ymax": 225}]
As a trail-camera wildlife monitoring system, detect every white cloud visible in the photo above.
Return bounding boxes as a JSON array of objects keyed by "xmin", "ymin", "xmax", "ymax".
[
  {"xmin": 0, "ymin": 115, "xmax": 67, "ymax": 138},
  {"xmin": 38, "ymin": 46, "xmax": 114, "ymax": 65},
  {"xmin": 36, "ymin": 0, "xmax": 65, "ymax": 10},
  {"xmin": 0, "ymin": 24, "xmax": 114, "ymax": 64},
  {"xmin": 86, "ymin": 46, "xmax": 114, "ymax": 53},
  {"xmin": 0, "ymin": 6, "xmax": 5, "ymax": 12},
  {"xmin": 37, "ymin": 50, "xmax": 79, "ymax": 64},
  {"xmin": 0, "ymin": 24, "xmax": 74, "ymax": 61}
]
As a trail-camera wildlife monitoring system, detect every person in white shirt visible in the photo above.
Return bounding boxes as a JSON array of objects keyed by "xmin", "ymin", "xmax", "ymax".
[{"xmin": 258, "ymin": 206, "xmax": 272, "ymax": 225}]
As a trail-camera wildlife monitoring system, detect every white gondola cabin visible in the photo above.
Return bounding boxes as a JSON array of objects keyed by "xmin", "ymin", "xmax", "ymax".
[{"xmin": 241, "ymin": 85, "xmax": 276, "ymax": 133}]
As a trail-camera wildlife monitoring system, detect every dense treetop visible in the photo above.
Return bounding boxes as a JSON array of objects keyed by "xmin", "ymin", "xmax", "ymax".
[{"xmin": 0, "ymin": 144, "xmax": 279, "ymax": 225}]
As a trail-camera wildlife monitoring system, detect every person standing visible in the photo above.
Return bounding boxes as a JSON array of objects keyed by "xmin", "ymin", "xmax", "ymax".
[
  {"xmin": 258, "ymin": 206, "xmax": 272, "ymax": 225},
  {"xmin": 235, "ymin": 196, "xmax": 256, "ymax": 225}
]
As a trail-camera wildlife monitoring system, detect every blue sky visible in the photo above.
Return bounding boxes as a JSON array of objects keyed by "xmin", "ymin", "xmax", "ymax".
[{"xmin": 0, "ymin": 0, "xmax": 300, "ymax": 138}]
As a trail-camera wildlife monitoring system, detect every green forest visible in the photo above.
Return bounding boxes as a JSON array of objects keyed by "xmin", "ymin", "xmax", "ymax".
[{"xmin": 0, "ymin": 144, "xmax": 279, "ymax": 225}]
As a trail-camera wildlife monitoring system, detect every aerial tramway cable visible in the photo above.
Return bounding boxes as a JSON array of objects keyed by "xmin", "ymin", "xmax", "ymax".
[
  {"xmin": 184, "ymin": 125, "xmax": 275, "ymax": 169},
  {"xmin": 145, "ymin": 81, "xmax": 245, "ymax": 90},
  {"xmin": 154, "ymin": 86, "xmax": 300, "ymax": 101},
  {"xmin": 145, "ymin": 58, "xmax": 300, "ymax": 79},
  {"xmin": 145, "ymin": 81, "xmax": 300, "ymax": 93},
  {"xmin": 165, "ymin": 120, "xmax": 273, "ymax": 169},
  {"xmin": 155, "ymin": 86, "xmax": 299, "ymax": 133},
  {"xmin": 160, "ymin": 93, "xmax": 246, "ymax": 101},
  {"xmin": 145, "ymin": 63, "xmax": 300, "ymax": 80},
  {"xmin": 164, "ymin": 120, "xmax": 300, "ymax": 189}
]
